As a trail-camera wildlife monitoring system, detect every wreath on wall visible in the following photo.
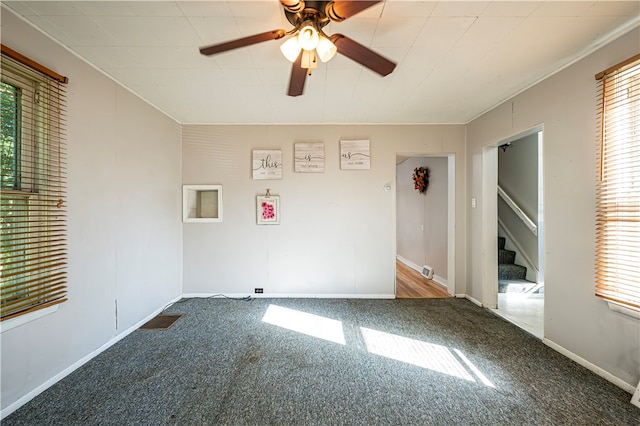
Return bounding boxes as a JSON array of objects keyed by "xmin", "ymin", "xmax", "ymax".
[{"xmin": 412, "ymin": 167, "xmax": 430, "ymax": 194}]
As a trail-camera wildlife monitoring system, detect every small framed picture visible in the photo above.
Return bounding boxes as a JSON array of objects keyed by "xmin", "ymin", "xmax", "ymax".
[
  {"xmin": 253, "ymin": 149, "xmax": 283, "ymax": 180},
  {"xmin": 340, "ymin": 139, "xmax": 370, "ymax": 170},
  {"xmin": 295, "ymin": 142, "xmax": 325, "ymax": 173},
  {"xmin": 257, "ymin": 195, "xmax": 280, "ymax": 225}
]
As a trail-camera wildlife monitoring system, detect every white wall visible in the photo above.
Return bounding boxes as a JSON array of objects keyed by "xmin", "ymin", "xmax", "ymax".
[
  {"xmin": 0, "ymin": 10, "xmax": 183, "ymax": 415},
  {"xmin": 466, "ymin": 28, "xmax": 640, "ymax": 389},
  {"xmin": 182, "ymin": 125, "xmax": 466, "ymax": 297},
  {"xmin": 396, "ymin": 157, "xmax": 448, "ymax": 282}
]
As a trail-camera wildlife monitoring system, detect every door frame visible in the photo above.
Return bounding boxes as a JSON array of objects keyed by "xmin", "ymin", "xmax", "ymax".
[
  {"xmin": 481, "ymin": 125, "xmax": 544, "ymax": 310},
  {"xmin": 394, "ymin": 154, "xmax": 456, "ymax": 296}
]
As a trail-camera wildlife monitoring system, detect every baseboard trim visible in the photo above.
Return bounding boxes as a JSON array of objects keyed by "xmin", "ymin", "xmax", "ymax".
[
  {"xmin": 183, "ymin": 293, "xmax": 396, "ymax": 299},
  {"xmin": 464, "ymin": 294, "xmax": 483, "ymax": 307},
  {"xmin": 542, "ymin": 338, "xmax": 636, "ymax": 395},
  {"xmin": 396, "ymin": 255, "xmax": 421, "ymax": 271},
  {"xmin": 0, "ymin": 295, "xmax": 182, "ymax": 421},
  {"xmin": 432, "ymin": 274, "xmax": 448, "ymax": 288}
]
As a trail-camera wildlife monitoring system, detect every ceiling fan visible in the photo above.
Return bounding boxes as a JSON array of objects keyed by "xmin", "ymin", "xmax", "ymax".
[{"xmin": 199, "ymin": 0, "xmax": 396, "ymax": 97}]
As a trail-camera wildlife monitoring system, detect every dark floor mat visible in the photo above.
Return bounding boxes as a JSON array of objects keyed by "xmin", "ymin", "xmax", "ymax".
[{"xmin": 139, "ymin": 314, "xmax": 183, "ymax": 330}]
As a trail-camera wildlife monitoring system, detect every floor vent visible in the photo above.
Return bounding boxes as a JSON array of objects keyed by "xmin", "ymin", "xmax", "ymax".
[
  {"xmin": 421, "ymin": 265, "xmax": 434, "ymax": 280},
  {"xmin": 139, "ymin": 314, "xmax": 183, "ymax": 330}
]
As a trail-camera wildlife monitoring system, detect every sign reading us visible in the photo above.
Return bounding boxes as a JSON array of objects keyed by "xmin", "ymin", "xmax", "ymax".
[
  {"xmin": 252, "ymin": 149, "xmax": 283, "ymax": 180},
  {"xmin": 295, "ymin": 142, "xmax": 325, "ymax": 173},
  {"xmin": 340, "ymin": 139, "xmax": 370, "ymax": 170}
]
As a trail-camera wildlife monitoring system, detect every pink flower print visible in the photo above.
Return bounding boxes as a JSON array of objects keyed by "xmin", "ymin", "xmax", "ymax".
[{"xmin": 262, "ymin": 202, "xmax": 275, "ymax": 220}]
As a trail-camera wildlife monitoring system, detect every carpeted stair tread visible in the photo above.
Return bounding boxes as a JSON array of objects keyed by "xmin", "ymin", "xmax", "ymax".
[
  {"xmin": 497, "ymin": 236, "xmax": 527, "ymax": 281},
  {"xmin": 498, "ymin": 263, "xmax": 527, "ymax": 280},
  {"xmin": 498, "ymin": 249, "xmax": 516, "ymax": 264}
]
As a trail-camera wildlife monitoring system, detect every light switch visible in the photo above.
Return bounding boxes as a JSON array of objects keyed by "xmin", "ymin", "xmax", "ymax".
[{"xmin": 471, "ymin": 198, "xmax": 477, "ymax": 208}]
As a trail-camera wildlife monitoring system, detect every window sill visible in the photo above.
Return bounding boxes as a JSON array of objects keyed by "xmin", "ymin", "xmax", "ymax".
[
  {"xmin": 0, "ymin": 305, "xmax": 59, "ymax": 333},
  {"xmin": 607, "ymin": 301, "xmax": 640, "ymax": 320}
]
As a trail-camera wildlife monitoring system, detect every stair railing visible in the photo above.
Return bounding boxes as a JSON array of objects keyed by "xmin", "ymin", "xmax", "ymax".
[{"xmin": 497, "ymin": 185, "xmax": 538, "ymax": 236}]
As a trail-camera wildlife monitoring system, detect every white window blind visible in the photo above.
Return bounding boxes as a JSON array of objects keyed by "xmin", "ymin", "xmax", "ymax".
[
  {"xmin": 595, "ymin": 54, "xmax": 640, "ymax": 311},
  {"xmin": 1, "ymin": 45, "xmax": 68, "ymax": 321}
]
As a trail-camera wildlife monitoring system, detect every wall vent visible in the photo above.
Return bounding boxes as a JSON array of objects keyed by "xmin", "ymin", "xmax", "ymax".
[{"xmin": 421, "ymin": 265, "xmax": 434, "ymax": 279}]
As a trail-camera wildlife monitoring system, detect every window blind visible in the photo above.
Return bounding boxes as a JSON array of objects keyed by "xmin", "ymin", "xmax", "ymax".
[
  {"xmin": 1, "ymin": 45, "xmax": 68, "ymax": 321},
  {"xmin": 595, "ymin": 54, "xmax": 640, "ymax": 311}
]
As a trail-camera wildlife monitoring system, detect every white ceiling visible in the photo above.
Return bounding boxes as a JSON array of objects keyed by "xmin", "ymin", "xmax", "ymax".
[{"xmin": 4, "ymin": 1, "xmax": 639, "ymax": 124}]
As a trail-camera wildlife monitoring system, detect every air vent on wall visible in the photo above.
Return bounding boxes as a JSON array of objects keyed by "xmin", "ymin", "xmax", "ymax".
[{"xmin": 421, "ymin": 265, "xmax": 434, "ymax": 280}]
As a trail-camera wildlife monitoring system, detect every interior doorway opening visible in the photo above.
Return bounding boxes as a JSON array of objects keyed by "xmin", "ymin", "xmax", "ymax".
[
  {"xmin": 484, "ymin": 129, "xmax": 544, "ymax": 338},
  {"xmin": 395, "ymin": 154, "xmax": 455, "ymax": 298}
]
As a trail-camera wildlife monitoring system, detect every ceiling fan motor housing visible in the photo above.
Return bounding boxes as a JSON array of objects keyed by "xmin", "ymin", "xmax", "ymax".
[{"xmin": 284, "ymin": 1, "xmax": 332, "ymax": 31}]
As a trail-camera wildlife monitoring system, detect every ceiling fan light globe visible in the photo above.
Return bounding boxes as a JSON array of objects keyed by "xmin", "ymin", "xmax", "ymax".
[
  {"xmin": 280, "ymin": 37, "xmax": 301, "ymax": 62},
  {"xmin": 316, "ymin": 37, "xmax": 337, "ymax": 62},
  {"xmin": 297, "ymin": 25, "xmax": 319, "ymax": 50}
]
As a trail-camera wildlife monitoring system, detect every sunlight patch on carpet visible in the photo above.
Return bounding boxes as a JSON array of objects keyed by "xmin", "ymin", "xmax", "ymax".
[
  {"xmin": 453, "ymin": 349, "xmax": 495, "ymax": 388},
  {"xmin": 361, "ymin": 327, "xmax": 479, "ymax": 382},
  {"xmin": 262, "ymin": 304, "xmax": 346, "ymax": 345}
]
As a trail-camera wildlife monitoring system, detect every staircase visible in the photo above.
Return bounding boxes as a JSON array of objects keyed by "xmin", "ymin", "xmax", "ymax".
[{"xmin": 498, "ymin": 236, "xmax": 537, "ymax": 293}]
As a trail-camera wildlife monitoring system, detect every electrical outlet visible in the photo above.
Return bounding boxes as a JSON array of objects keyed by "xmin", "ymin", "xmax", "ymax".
[{"xmin": 254, "ymin": 288, "xmax": 264, "ymax": 294}]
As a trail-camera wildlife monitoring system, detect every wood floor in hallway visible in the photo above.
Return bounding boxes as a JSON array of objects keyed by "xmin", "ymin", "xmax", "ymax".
[{"xmin": 395, "ymin": 260, "xmax": 451, "ymax": 298}]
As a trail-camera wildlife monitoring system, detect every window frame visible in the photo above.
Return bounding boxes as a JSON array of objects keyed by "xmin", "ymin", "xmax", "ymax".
[
  {"xmin": 595, "ymin": 54, "xmax": 640, "ymax": 314},
  {"xmin": 1, "ymin": 45, "xmax": 68, "ymax": 322}
]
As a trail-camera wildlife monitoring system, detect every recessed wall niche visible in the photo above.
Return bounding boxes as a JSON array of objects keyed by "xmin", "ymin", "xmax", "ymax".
[{"xmin": 183, "ymin": 185, "xmax": 222, "ymax": 223}]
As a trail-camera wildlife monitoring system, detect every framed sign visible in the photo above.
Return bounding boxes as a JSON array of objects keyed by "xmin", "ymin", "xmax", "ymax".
[
  {"xmin": 257, "ymin": 195, "xmax": 280, "ymax": 225},
  {"xmin": 340, "ymin": 139, "xmax": 370, "ymax": 170},
  {"xmin": 253, "ymin": 149, "xmax": 282, "ymax": 180},
  {"xmin": 295, "ymin": 142, "xmax": 325, "ymax": 173}
]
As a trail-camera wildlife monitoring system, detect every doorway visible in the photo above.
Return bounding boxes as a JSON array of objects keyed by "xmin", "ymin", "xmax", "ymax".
[
  {"xmin": 395, "ymin": 155, "xmax": 455, "ymax": 298},
  {"xmin": 484, "ymin": 129, "xmax": 544, "ymax": 338}
]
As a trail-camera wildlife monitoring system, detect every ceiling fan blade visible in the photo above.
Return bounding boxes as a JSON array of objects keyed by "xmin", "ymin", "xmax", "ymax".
[
  {"xmin": 326, "ymin": 1, "xmax": 382, "ymax": 21},
  {"xmin": 199, "ymin": 30, "xmax": 286, "ymax": 56},
  {"xmin": 330, "ymin": 34, "xmax": 396, "ymax": 76},
  {"xmin": 287, "ymin": 52, "xmax": 307, "ymax": 97}
]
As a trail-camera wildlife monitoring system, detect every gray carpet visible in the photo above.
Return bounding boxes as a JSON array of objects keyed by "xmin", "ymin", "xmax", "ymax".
[{"xmin": 4, "ymin": 298, "xmax": 639, "ymax": 425}]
